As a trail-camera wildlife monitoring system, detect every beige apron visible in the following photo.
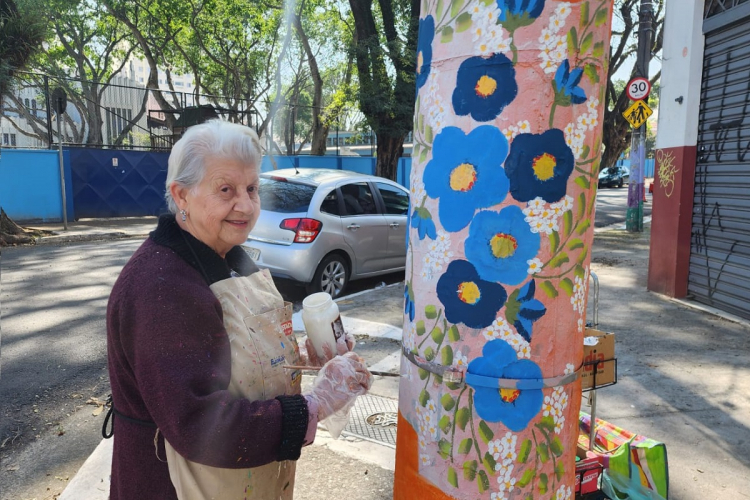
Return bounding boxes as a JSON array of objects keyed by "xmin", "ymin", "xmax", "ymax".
[{"xmin": 164, "ymin": 268, "xmax": 302, "ymax": 500}]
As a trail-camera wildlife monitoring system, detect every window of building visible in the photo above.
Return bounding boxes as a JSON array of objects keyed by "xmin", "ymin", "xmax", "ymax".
[
  {"xmin": 139, "ymin": 77, "xmax": 144, "ymax": 83},
  {"xmin": 24, "ymin": 98, "xmax": 30, "ymax": 109},
  {"xmin": 3, "ymin": 133, "xmax": 8, "ymax": 145},
  {"xmin": 31, "ymin": 99, "xmax": 37, "ymax": 117},
  {"xmin": 174, "ymin": 81, "xmax": 184, "ymax": 87},
  {"xmin": 10, "ymin": 134, "xmax": 16, "ymax": 146}
]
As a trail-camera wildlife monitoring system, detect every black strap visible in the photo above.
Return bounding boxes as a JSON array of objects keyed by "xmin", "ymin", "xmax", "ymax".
[{"xmin": 101, "ymin": 394, "xmax": 157, "ymax": 439}]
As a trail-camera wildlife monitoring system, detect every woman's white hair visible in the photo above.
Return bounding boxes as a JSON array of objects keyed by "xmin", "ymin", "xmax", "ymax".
[{"xmin": 165, "ymin": 120, "xmax": 262, "ymax": 214}]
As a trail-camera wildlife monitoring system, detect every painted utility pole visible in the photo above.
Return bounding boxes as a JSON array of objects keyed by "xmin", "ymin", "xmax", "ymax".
[
  {"xmin": 626, "ymin": 0, "xmax": 654, "ymax": 232},
  {"xmin": 395, "ymin": 1, "xmax": 614, "ymax": 499}
]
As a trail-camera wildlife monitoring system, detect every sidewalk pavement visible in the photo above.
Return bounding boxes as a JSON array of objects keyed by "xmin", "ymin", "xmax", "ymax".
[{"xmin": 23, "ymin": 217, "xmax": 750, "ymax": 500}]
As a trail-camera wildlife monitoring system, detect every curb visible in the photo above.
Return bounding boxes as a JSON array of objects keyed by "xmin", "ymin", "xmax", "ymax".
[{"xmin": 34, "ymin": 232, "xmax": 151, "ymax": 245}]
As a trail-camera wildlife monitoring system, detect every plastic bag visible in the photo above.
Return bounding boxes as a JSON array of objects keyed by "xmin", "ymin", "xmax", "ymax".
[{"xmin": 601, "ymin": 468, "xmax": 668, "ymax": 500}]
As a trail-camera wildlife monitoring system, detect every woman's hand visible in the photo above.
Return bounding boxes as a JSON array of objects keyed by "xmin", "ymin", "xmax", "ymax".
[
  {"xmin": 304, "ymin": 352, "xmax": 372, "ymax": 420},
  {"xmin": 299, "ymin": 332, "xmax": 355, "ymax": 367}
]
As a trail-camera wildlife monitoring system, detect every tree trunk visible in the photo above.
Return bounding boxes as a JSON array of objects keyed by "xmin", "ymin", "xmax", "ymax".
[
  {"xmin": 0, "ymin": 208, "xmax": 33, "ymax": 246},
  {"xmin": 375, "ymin": 134, "xmax": 404, "ymax": 180}
]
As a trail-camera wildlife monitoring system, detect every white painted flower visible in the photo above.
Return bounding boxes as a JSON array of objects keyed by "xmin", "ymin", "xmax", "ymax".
[
  {"xmin": 555, "ymin": 416, "xmax": 565, "ymax": 434},
  {"xmin": 418, "ymin": 435, "xmax": 428, "ymax": 450},
  {"xmin": 588, "ymin": 115, "xmax": 599, "ymax": 130},
  {"xmin": 493, "ymin": 35, "xmax": 513, "ymax": 53},
  {"xmin": 488, "ymin": 439, "xmax": 504, "ymax": 459},
  {"xmin": 471, "ymin": 24, "xmax": 486, "ymax": 42},
  {"xmin": 482, "ymin": 317, "xmax": 514, "ymax": 341},
  {"xmin": 426, "ymin": 398, "xmax": 437, "ymax": 413},
  {"xmin": 453, "ymin": 350, "xmax": 469, "ymax": 369},
  {"xmin": 498, "ymin": 465, "xmax": 516, "ymax": 492},
  {"xmin": 559, "ymin": 390, "xmax": 569, "ymax": 410},
  {"xmin": 529, "ymin": 197, "xmax": 546, "ymax": 210},
  {"xmin": 538, "ymin": 28, "xmax": 555, "ymax": 45},
  {"xmin": 543, "ymin": 218, "xmax": 559, "ymax": 234},
  {"xmin": 540, "ymin": 58, "xmax": 556, "ymax": 74},
  {"xmin": 587, "ymin": 98, "xmax": 600, "ymax": 113},
  {"xmin": 565, "ymin": 363, "xmax": 576, "ymax": 375},
  {"xmin": 577, "ymin": 317, "xmax": 584, "ymax": 332},
  {"xmin": 427, "ymin": 422, "xmax": 439, "ymax": 439},
  {"xmin": 555, "ymin": 3, "xmax": 573, "ymax": 19},
  {"xmin": 502, "ymin": 127, "xmax": 515, "ymax": 142},
  {"xmin": 490, "ymin": 493, "xmax": 508, "ymax": 500},
  {"xmin": 419, "ymin": 453, "xmax": 431, "ymax": 466},
  {"xmin": 556, "ymin": 484, "xmax": 573, "ymax": 500},
  {"xmin": 564, "ymin": 122, "xmax": 575, "ymax": 137},
  {"xmin": 410, "ymin": 180, "xmax": 426, "ymax": 201},
  {"xmin": 527, "ymin": 257, "xmax": 543, "ymax": 275},
  {"xmin": 528, "ymin": 217, "xmax": 546, "ymax": 234},
  {"xmin": 577, "ymin": 114, "xmax": 592, "ymax": 129},
  {"xmin": 549, "ymin": 15, "xmax": 565, "ymax": 31},
  {"xmin": 424, "ymin": 70, "xmax": 441, "ymax": 103},
  {"xmin": 518, "ymin": 343, "xmax": 532, "ymax": 359},
  {"xmin": 516, "ymin": 120, "xmax": 531, "ymax": 134},
  {"xmin": 436, "ymin": 230, "xmax": 450, "ymax": 246}
]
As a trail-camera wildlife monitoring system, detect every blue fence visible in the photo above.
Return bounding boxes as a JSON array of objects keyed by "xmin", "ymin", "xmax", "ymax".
[
  {"xmin": 615, "ymin": 157, "xmax": 655, "ymax": 178},
  {"xmin": 1, "ymin": 149, "xmax": 414, "ymax": 222},
  {"xmin": 0, "ymin": 149, "xmax": 74, "ymax": 222}
]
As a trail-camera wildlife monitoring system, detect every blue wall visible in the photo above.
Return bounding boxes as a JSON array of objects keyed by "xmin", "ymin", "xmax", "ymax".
[
  {"xmin": 616, "ymin": 157, "xmax": 655, "ymax": 178},
  {"xmin": 0, "ymin": 149, "xmax": 73, "ymax": 222},
  {"xmin": 1, "ymin": 150, "xmax": 413, "ymax": 222}
]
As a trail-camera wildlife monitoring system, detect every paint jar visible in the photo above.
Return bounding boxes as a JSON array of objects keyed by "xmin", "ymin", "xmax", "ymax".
[{"xmin": 301, "ymin": 292, "xmax": 345, "ymax": 358}]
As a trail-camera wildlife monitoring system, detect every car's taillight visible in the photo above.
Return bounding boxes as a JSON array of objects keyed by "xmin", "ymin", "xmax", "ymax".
[{"xmin": 279, "ymin": 218, "xmax": 322, "ymax": 243}]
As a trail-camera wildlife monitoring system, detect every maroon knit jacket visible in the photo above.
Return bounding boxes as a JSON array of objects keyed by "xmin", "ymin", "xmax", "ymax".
[{"xmin": 106, "ymin": 215, "xmax": 308, "ymax": 499}]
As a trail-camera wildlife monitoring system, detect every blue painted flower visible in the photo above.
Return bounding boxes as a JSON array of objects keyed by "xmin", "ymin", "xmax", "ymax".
[
  {"xmin": 465, "ymin": 207, "xmax": 541, "ymax": 286},
  {"xmin": 553, "ymin": 59, "xmax": 587, "ymax": 106},
  {"xmin": 416, "ymin": 16, "xmax": 435, "ymax": 89},
  {"xmin": 423, "ymin": 126, "xmax": 509, "ymax": 232},
  {"xmin": 505, "ymin": 129, "xmax": 576, "ymax": 203},
  {"xmin": 452, "ymin": 54, "xmax": 518, "ymax": 122},
  {"xmin": 467, "ymin": 339, "xmax": 544, "ymax": 431},
  {"xmin": 436, "ymin": 260, "xmax": 507, "ymax": 329},
  {"xmin": 411, "ymin": 207, "xmax": 437, "ymax": 240},
  {"xmin": 404, "ymin": 283, "xmax": 416, "ymax": 322},
  {"xmin": 505, "ymin": 280, "xmax": 547, "ymax": 341},
  {"xmin": 498, "ymin": 0, "xmax": 546, "ymax": 31}
]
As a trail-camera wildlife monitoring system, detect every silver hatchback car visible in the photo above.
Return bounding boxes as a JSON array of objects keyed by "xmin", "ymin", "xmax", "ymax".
[{"xmin": 242, "ymin": 168, "xmax": 409, "ymax": 298}]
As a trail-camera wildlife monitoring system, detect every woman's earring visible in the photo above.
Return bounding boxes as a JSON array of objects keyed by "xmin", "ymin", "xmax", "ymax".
[{"xmin": 180, "ymin": 209, "xmax": 187, "ymax": 222}]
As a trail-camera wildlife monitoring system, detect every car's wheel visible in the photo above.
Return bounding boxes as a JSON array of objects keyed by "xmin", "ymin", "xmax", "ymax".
[
  {"xmin": 308, "ymin": 254, "xmax": 349, "ymax": 298},
  {"xmin": 618, "ymin": 178, "xmax": 624, "ymax": 188}
]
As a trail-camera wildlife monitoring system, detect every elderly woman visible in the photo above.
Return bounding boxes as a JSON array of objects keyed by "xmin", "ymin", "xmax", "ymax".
[{"xmin": 105, "ymin": 120, "xmax": 371, "ymax": 499}]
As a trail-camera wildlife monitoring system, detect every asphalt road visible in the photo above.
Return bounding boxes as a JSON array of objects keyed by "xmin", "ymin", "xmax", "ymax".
[{"xmin": 0, "ymin": 187, "xmax": 638, "ymax": 499}]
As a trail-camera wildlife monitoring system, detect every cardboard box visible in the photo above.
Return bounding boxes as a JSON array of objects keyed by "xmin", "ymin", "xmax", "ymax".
[
  {"xmin": 580, "ymin": 328, "xmax": 616, "ymax": 390},
  {"xmin": 575, "ymin": 445, "xmax": 605, "ymax": 497}
]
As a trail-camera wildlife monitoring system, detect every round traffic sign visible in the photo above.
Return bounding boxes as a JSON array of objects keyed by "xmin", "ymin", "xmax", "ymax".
[
  {"xmin": 626, "ymin": 77, "xmax": 651, "ymax": 101},
  {"xmin": 51, "ymin": 87, "xmax": 67, "ymax": 114}
]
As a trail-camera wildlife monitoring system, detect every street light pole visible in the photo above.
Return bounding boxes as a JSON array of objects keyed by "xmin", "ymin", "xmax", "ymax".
[{"xmin": 626, "ymin": 0, "xmax": 654, "ymax": 232}]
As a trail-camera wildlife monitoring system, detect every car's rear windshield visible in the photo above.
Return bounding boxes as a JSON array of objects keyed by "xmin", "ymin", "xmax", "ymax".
[{"xmin": 259, "ymin": 177, "xmax": 316, "ymax": 213}]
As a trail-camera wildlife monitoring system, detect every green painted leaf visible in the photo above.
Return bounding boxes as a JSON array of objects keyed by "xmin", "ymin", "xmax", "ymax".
[
  {"xmin": 577, "ymin": 218, "xmax": 591, "ymax": 235},
  {"xmin": 424, "ymin": 346, "xmax": 436, "ymax": 361},
  {"xmin": 580, "ymin": 32, "xmax": 594, "ymax": 53},
  {"xmin": 550, "ymin": 230, "xmax": 560, "ymax": 253},
  {"xmin": 575, "ymin": 264, "xmax": 586, "ymax": 279},
  {"xmin": 439, "ymin": 415, "xmax": 452, "ymax": 434},
  {"xmin": 517, "ymin": 468, "xmax": 535, "ymax": 488},
  {"xmin": 593, "ymin": 41, "xmax": 604, "ymax": 58},
  {"xmin": 415, "ymin": 207, "xmax": 432, "ymax": 220},
  {"xmin": 548, "ymin": 252, "xmax": 570, "ymax": 269},
  {"xmin": 446, "ymin": 381, "xmax": 462, "ymax": 391},
  {"xmin": 563, "ymin": 210, "xmax": 573, "ymax": 237},
  {"xmin": 539, "ymin": 415, "xmax": 555, "ymax": 432},
  {"xmin": 550, "ymin": 435, "xmax": 564, "ymax": 457},
  {"xmin": 538, "ymin": 442, "xmax": 549, "ymax": 463},
  {"xmin": 425, "ymin": 304, "xmax": 438, "ymax": 319},
  {"xmin": 425, "ymin": 125, "xmax": 433, "ymax": 144},
  {"xmin": 455, "ymin": 12, "xmax": 472, "ymax": 32},
  {"xmin": 568, "ymin": 238, "xmax": 585, "ymax": 251},
  {"xmin": 431, "ymin": 326, "xmax": 445, "ymax": 344},
  {"xmin": 448, "ymin": 325, "xmax": 460, "ymax": 342},
  {"xmin": 412, "ymin": 143, "xmax": 420, "ymax": 159},
  {"xmin": 463, "ymin": 459, "xmax": 477, "ymax": 480},
  {"xmin": 539, "ymin": 472, "xmax": 549, "ymax": 494},
  {"xmin": 418, "ymin": 110, "xmax": 424, "ymax": 133},
  {"xmin": 416, "ymin": 320, "xmax": 426, "ymax": 336},
  {"xmin": 419, "ymin": 389, "xmax": 430, "ymax": 406},
  {"xmin": 584, "ymin": 63, "xmax": 600, "ymax": 84},
  {"xmin": 581, "ymin": 144, "xmax": 591, "ymax": 159},
  {"xmin": 419, "ymin": 147, "xmax": 428, "ymax": 163},
  {"xmin": 441, "ymin": 345, "xmax": 453, "ymax": 366},
  {"xmin": 504, "ymin": 289, "xmax": 520, "ymax": 325},
  {"xmin": 456, "ymin": 407, "xmax": 471, "ymax": 431},
  {"xmin": 595, "ymin": 7, "xmax": 609, "ymax": 27},
  {"xmin": 524, "ymin": 495, "xmax": 534, "ymax": 500},
  {"xmin": 478, "ymin": 420, "xmax": 494, "ymax": 444},
  {"xmin": 441, "ymin": 393, "xmax": 455, "ymax": 411},
  {"xmin": 555, "ymin": 460, "xmax": 565, "ymax": 481},
  {"xmin": 577, "ymin": 192, "xmax": 586, "ymax": 220},
  {"xmin": 438, "ymin": 438, "xmax": 452, "ymax": 459},
  {"xmin": 518, "ymin": 438, "xmax": 532, "ymax": 463},
  {"xmin": 567, "ymin": 26, "xmax": 578, "ymax": 53},
  {"xmin": 434, "ymin": 374, "xmax": 443, "ymax": 384},
  {"xmin": 559, "ymin": 278, "xmax": 574, "ymax": 296},
  {"xmin": 539, "ymin": 280, "xmax": 558, "ymax": 299},
  {"xmin": 580, "ymin": 1, "xmax": 590, "ymax": 27},
  {"xmin": 418, "ymin": 368, "xmax": 430, "ymax": 380},
  {"xmin": 436, "ymin": 0, "xmax": 445, "ymax": 19},
  {"xmin": 483, "ymin": 452, "xmax": 497, "ymax": 474},
  {"xmin": 575, "ymin": 175, "xmax": 591, "ymax": 190},
  {"xmin": 477, "ymin": 470, "xmax": 490, "ymax": 493},
  {"xmin": 459, "ymin": 438, "xmax": 473, "ymax": 455},
  {"xmin": 447, "ymin": 466, "xmax": 459, "ymax": 487},
  {"xmin": 450, "ymin": 0, "xmax": 464, "ymax": 17},
  {"xmin": 577, "ymin": 246, "xmax": 589, "ymax": 264},
  {"xmin": 440, "ymin": 26, "xmax": 454, "ymax": 43}
]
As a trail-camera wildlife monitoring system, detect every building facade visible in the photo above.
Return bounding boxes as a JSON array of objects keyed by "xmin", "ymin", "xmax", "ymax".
[{"xmin": 649, "ymin": 0, "xmax": 750, "ymax": 320}]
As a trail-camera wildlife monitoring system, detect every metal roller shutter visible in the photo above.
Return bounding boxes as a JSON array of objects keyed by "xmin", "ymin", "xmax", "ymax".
[{"xmin": 690, "ymin": 16, "xmax": 750, "ymax": 319}]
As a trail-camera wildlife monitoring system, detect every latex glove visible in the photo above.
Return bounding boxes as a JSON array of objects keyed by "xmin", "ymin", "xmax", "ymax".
[
  {"xmin": 304, "ymin": 352, "xmax": 372, "ymax": 420},
  {"xmin": 299, "ymin": 332, "xmax": 355, "ymax": 367}
]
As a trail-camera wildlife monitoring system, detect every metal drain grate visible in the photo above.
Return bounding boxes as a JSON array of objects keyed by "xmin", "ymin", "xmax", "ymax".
[{"xmin": 342, "ymin": 394, "xmax": 398, "ymax": 448}]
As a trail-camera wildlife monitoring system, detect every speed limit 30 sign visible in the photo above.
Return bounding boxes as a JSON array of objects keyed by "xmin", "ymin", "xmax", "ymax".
[{"xmin": 626, "ymin": 77, "xmax": 651, "ymax": 101}]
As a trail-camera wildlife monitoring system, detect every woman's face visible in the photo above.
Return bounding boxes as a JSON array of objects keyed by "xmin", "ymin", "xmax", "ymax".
[{"xmin": 176, "ymin": 156, "xmax": 260, "ymax": 258}]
